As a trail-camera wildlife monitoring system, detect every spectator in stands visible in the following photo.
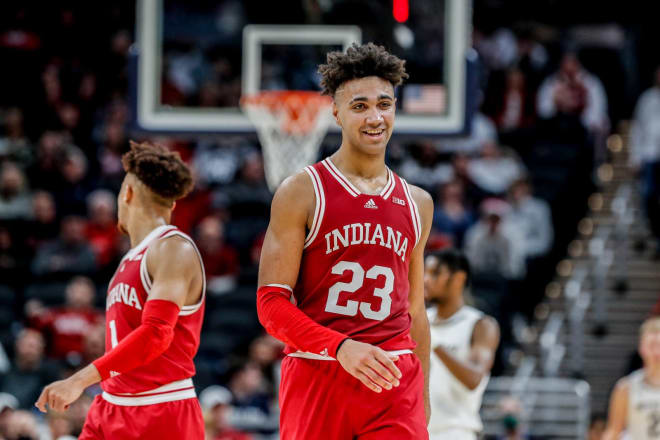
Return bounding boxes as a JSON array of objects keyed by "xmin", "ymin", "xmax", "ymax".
[
  {"xmin": 514, "ymin": 25, "xmax": 549, "ymax": 90},
  {"xmin": 450, "ymin": 153, "xmax": 489, "ymax": 206},
  {"xmin": 192, "ymin": 139, "xmax": 243, "ymax": 187},
  {"xmin": 224, "ymin": 151, "xmax": 271, "ymax": 216},
  {"xmin": 630, "ymin": 65, "xmax": 660, "ymax": 256},
  {"xmin": 507, "ymin": 178, "xmax": 553, "ymax": 259},
  {"xmin": 247, "ymin": 334, "xmax": 284, "ymax": 390},
  {"xmin": 495, "ymin": 68, "xmax": 536, "ymax": 132},
  {"xmin": 247, "ymin": 335, "xmax": 283, "ymax": 370},
  {"xmin": 0, "ymin": 108, "xmax": 32, "ymax": 169},
  {"xmin": 495, "ymin": 396, "xmax": 530, "ymax": 440},
  {"xmin": 25, "ymin": 191, "xmax": 59, "ymax": 251},
  {"xmin": 222, "ymin": 152, "xmax": 271, "ymax": 254},
  {"xmin": 27, "ymin": 131, "xmax": 65, "ymax": 190},
  {"xmin": 199, "ymin": 385, "xmax": 253, "ymax": 440},
  {"xmin": 440, "ymin": 112, "xmax": 498, "ymax": 155},
  {"xmin": 2, "ymin": 410, "xmax": 41, "ymax": 440},
  {"xmin": 171, "ymin": 165, "xmax": 213, "ymax": 235},
  {"xmin": 54, "ymin": 146, "xmax": 95, "ymax": 216},
  {"xmin": 196, "ymin": 216, "xmax": 239, "ymax": 295},
  {"xmin": 399, "ymin": 140, "xmax": 452, "ymax": 191},
  {"xmin": 97, "ymin": 121, "xmax": 128, "ymax": 192},
  {"xmin": 85, "ymin": 189, "xmax": 119, "ymax": 270},
  {"xmin": 0, "ymin": 162, "xmax": 32, "ymax": 221},
  {"xmin": 47, "ymin": 411, "xmax": 75, "ymax": 440},
  {"xmin": 537, "ymin": 52, "xmax": 609, "ymax": 135},
  {"xmin": 81, "ymin": 323, "xmax": 105, "ymax": 366},
  {"xmin": 63, "ymin": 394, "xmax": 94, "ymax": 438},
  {"xmin": 468, "ymin": 141, "xmax": 526, "ymax": 196},
  {"xmin": 31, "ymin": 215, "xmax": 97, "ymax": 280},
  {"xmin": 0, "ymin": 392, "xmax": 18, "ymax": 439},
  {"xmin": 464, "ymin": 198, "xmax": 525, "ymax": 280},
  {"xmin": 0, "ymin": 329, "xmax": 60, "ymax": 409},
  {"xmin": 226, "ymin": 362, "xmax": 278, "ymax": 435},
  {"xmin": 432, "ymin": 180, "xmax": 477, "ymax": 247},
  {"xmin": 27, "ymin": 276, "xmax": 102, "ymax": 360},
  {"xmin": 0, "ymin": 223, "xmax": 30, "ymax": 288}
]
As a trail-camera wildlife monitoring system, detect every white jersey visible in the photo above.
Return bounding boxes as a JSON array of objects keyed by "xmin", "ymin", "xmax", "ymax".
[
  {"xmin": 428, "ymin": 305, "xmax": 488, "ymax": 436},
  {"xmin": 628, "ymin": 369, "xmax": 660, "ymax": 439}
]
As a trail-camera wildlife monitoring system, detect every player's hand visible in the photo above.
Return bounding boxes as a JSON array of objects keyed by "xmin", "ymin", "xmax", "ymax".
[
  {"xmin": 336, "ymin": 339, "xmax": 402, "ymax": 393},
  {"xmin": 35, "ymin": 377, "xmax": 85, "ymax": 413}
]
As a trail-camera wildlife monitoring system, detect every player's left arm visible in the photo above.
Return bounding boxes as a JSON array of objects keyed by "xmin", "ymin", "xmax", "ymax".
[
  {"xmin": 36, "ymin": 236, "xmax": 202, "ymax": 413},
  {"xmin": 408, "ymin": 185, "xmax": 433, "ymax": 424},
  {"xmin": 433, "ymin": 316, "xmax": 500, "ymax": 390}
]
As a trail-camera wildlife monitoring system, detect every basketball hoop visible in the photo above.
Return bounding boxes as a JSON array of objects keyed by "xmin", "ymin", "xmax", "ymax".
[{"xmin": 241, "ymin": 90, "xmax": 334, "ymax": 191}]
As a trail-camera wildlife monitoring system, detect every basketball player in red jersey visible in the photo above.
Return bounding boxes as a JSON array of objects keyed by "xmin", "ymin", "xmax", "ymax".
[
  {"xmin": 35, "ymin": 141, "xmax": 206, "ymax": 440},
  {"xmin": 257, "ymin": 43, "xmax": 433, "ymax": 439}
]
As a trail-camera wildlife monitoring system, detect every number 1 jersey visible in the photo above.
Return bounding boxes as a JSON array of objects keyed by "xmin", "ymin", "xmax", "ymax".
[
  {"xmin": 289, "ymin": 158, "xmax": 421, "ymax": 355},
  {"xmin": 102, "ymin": 225, "xmax": 205, "ymax": 395}
]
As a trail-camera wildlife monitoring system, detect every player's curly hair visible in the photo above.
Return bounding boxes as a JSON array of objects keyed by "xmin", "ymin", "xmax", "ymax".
[
  {"xmin": 318, "ymin": 42, "xmax": 408, "ymax": 97},
  {"xmin": 122, "ymin": 140, "xmax": 193, "ymax": 203}
]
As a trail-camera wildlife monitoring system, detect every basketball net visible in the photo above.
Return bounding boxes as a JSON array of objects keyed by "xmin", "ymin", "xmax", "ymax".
[{"xmin": 241, "ymin": 90, "xmax": 334, "ymax": 191}]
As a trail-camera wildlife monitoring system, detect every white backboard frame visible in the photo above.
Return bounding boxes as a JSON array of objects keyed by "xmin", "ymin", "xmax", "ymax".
[{"xmin": 133, "ymin": 0, "xmax": 471, "ymax": 135}]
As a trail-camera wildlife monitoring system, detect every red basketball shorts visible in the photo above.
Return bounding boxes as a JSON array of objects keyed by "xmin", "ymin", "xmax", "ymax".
[
  {"xmin": 279, "ymin": 352, "xmax": 428, "ymax": 439},
  {"xmin": 79, "ymin": 394, "xmax": 205, "ymax": 440}
]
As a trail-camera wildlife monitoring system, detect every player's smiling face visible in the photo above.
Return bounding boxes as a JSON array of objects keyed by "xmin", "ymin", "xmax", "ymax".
[{"xmin": 333, "ymin": 76, "xmax": 395, "ymax": 155}]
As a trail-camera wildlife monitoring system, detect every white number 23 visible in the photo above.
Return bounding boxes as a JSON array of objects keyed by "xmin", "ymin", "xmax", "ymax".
[{"xmin": 325, "ymin": 261, "xmax": 394, "ymax": 321}]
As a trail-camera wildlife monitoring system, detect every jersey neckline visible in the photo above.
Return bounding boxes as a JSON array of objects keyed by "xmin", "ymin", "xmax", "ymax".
[{"xmin": 322, "ymin": 158, "xmax": 395, "ymax": 199}]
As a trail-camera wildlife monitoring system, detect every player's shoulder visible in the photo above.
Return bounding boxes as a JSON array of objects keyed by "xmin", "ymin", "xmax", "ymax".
[
  {"xmin": 406, "ymin": 183, "xmax": 433, "ymax": 219},
  {"xmin": 475, "ymin": 314, "xmax": 500, "ymax": 335},
  {"xmin": 473, "ymin": 314, "xmax": 500, "ymax": 345},
  {"xmin": 148, "ymin": 233, "xmax": 199, "ymax": 272},
  {"xmin": 270, "ymin": 168, "xmax": 316, "ymax": 216},
  {"xmin": 614, "ymin": 373, "xmax": 633, "ymax": 394}
]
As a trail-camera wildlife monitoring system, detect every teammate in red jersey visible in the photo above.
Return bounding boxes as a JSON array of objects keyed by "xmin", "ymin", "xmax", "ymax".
[
  {"xmin": 35, "ymin": 141, "xmax": 206, "ymax": 440},
  {"xmin": 257, "ymin": 43, "xmax": 433, "ymax": 439}
]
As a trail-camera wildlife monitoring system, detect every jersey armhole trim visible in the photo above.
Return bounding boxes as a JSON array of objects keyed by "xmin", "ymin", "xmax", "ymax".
[
  {"xmin": 303, "ymin": 166, "xmax": 325, "ymax": 249},
  {"xmin": 142, "ymin": 230, "xmax": 206, "ymax": 316},
  {"xmin": 399, "ymin": 177, "xmax": 422, "ymax": 247}
]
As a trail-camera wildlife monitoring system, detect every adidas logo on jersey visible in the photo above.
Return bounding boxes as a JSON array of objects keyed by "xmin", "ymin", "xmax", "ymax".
[
  {"xmin": 364, "ymin": 198, "xmax": 378, "ymax": 209},
  {"xmin": 392, "ymin": 196, "xmax": 406, "ymax": 206}
]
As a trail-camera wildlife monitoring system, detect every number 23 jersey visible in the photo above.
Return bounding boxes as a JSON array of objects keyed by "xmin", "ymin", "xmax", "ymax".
[{"xmin": 290, "ymin": 158, "xmax": 422, "ymax": 355}]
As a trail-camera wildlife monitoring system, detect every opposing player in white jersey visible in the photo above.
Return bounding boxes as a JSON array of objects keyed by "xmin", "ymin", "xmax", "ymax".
[
  {"xmin": 424, "ymin": 249, "xmax": 500, "ymax": 440},
  {"xmin": 604, "ymin": 317, "xmax": 660, "ymax": 440}
]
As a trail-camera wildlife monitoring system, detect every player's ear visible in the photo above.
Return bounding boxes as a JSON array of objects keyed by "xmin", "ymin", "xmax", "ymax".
[
  {"xmin": 332, "ymin": 100, "xmax": 341, "ymax": 128},
  {"xmin": 124, "ymin": 183, "xmax": 134, "ymax": 204}
]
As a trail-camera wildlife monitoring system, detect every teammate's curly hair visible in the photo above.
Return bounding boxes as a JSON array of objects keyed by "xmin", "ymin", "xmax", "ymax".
[
  {"xmin": 122, "ymin": 140, "xmax": 193, "ymax": 202},
  {"xmin": 318, "ymin": 43, "xmax": 408, "ymax": 97}
]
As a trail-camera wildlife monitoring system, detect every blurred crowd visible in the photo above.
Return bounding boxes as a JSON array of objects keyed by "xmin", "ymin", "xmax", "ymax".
[{"xmin": 1, "ymin": 1, "xmax": 659, "ymax": 439}]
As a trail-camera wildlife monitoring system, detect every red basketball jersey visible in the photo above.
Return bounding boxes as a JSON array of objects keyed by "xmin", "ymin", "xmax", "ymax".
[
  {"xmin": 288, "ymin": 158, "xmax": 422, "ymax": 355},
  {"xmin": 101, "ymin": 225, "xmax": 206, "ymax": 396}
]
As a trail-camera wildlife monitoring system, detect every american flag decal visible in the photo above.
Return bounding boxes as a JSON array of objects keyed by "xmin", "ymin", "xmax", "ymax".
[{"xmin": 402, "ymin": 84, "xmax": 446, "ymax": 114}]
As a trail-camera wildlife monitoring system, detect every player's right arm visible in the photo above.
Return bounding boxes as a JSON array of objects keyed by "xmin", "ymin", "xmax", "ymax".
[
  {"xmin": 603, "ymin": 377, "xmax": 629, "ymax": 440},
  {"xmin": 257, "ymin": 171, "xmax": 401, "ymax": 393}
]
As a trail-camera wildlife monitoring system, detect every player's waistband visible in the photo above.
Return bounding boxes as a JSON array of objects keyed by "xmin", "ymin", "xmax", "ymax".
[
  {"xmin": 287, "ymin": 349, "xmax": 413, "ymax": 361},
  {"xmin": 101, "ymin": 378, "xmax": 196, "ymax": 406}
]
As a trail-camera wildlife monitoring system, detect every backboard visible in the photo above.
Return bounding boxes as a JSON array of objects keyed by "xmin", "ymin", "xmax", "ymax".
[{"xmin": 131, "ymin": 0, "xmax": 474, "ymax": 136}]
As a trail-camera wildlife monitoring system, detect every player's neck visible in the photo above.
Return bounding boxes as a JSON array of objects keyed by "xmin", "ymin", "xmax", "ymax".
[
  {"xmin": 126, "ymin": 209, "xmax": 171, "ymax": 248},
  {"xmin": 332, "ymin": 144, "xmax": 387, "ymax": 179},
  {"xmin": 435, "ymin": 296, "xmax": 464, "ymax": 320}
]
